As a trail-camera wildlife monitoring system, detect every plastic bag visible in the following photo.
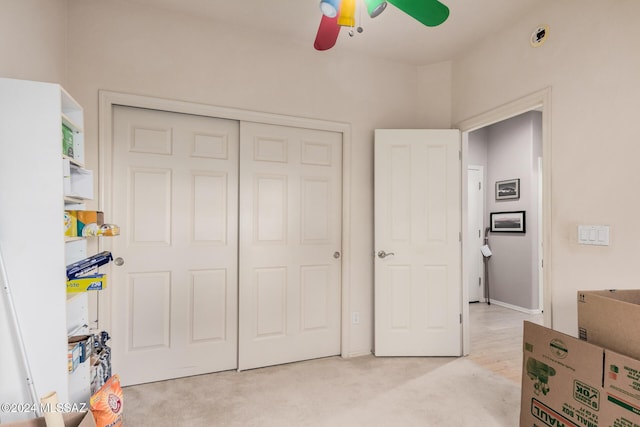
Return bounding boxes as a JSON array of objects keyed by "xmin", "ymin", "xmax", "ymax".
[{"xmin": 90, "ymin": 374, "xmax": 123, "ymax": 427}]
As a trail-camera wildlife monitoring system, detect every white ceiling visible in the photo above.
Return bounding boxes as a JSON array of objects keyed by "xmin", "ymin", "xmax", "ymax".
[{"xmin": 124, "ymin": 0, "xmax": 540, "ymax": 66}]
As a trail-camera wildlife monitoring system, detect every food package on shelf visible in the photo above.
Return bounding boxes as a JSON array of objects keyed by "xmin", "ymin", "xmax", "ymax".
[
  {"xmin": 67, "ymin": 274, "xmax": 106, "ymax": 293},
  {"xmin": 82, "ymin": 223, "xmax": 120, "ymax": 237},
  {"xmin": 64, "ymin": 210, "xmax": 78, "ymax": 237},
  {"xmin": 76, "ymin": 211, "xmax": 104, "ymax": 236},
  {"xmin": 66, "ymin": 251, "xmax": 113, "ymax": 280}
]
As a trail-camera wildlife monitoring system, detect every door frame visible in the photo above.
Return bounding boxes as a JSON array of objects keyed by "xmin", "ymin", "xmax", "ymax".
[
  {"xmin": 457, "ymin": 87, "xmax": 552, "ymax": 355},
  {"xmin": 467, "ymin": 164, "xmax": 485, "ymax": 303},
  {"xmin": 97, "ymin": 90, "xmax": 353, "ymax": 358}
]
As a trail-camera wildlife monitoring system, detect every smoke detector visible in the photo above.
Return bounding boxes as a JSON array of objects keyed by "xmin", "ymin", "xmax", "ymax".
[{"xmin": 530, "ymin": 25, "xmax": 549, "ymax": 47}]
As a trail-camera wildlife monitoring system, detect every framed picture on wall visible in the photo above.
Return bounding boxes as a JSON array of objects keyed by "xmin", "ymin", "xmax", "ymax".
[
  {"xmin": 490, "ymin": 211, "xmax": 526, "ymax": 233},
  {"xmin": 495, "ymin": 178, "xmax": 520, "ymax": 200}
]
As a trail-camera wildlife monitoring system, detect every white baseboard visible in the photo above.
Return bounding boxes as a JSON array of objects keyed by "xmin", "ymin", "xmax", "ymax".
[
  {"xmin": 489, "ymin": 299, "xmax": 542, "ymax": 315},
  {"xmin": 342, "ymin": 350, "xmax": 373, "ymax": 358}
]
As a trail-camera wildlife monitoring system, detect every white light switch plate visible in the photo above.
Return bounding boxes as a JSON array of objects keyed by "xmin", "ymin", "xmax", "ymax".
[{"xmin": 578, "ymin": 225, "xmax": 610, "ymax": 246}]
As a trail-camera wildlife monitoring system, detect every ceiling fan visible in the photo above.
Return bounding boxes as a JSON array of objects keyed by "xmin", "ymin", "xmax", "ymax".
[{"xmin": 314, "ymin": 0, "xmax": 450, "ymax": 51}]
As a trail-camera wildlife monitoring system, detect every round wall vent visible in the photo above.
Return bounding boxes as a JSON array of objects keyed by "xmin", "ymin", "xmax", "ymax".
[{"xmin": 530, "ymin": 25, "xmax": 549, "ymax": 47}]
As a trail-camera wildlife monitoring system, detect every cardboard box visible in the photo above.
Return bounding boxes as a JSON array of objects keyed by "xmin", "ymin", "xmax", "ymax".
[
  {"xmin": 69, "ymin": 335, "xmax": 93, "ymax": 364},
  {"xmin": 521, "ymin": 321, "xmax": 640, "ymax": 426},
  {"xmin": 578, "ymin": 289, "xmax": 640, "ymax": 361},
  {"xmin": 76, "ymin": 211, "xmax": 103, "ymax": 237},
  {"xmin": 62, "ymin": 124, "xmax": 74, "ymax": 158},
  {"xmin": 66, "ymin": 274, "xmax": 106, "ymax": 293},
  {"xmin": 1, "ymin": 411, "xmax": 96, "ymax": 427},
  {"xmin": 66, "ymin": 252, "xmax": 113, "ymax": 280},
  {"xmin": 64, "ymin": 211, "xmax": 78, "ymax": 238},
  {"xmin": 521, "ymin": 321, "xmax": 605, "ymax": 427},
  {"xmin": 602, "ymin": 349, "xmax": 640, "ymax": 426},
  {"xmin": 68, "ymin": 342, "xmax": 81, "ymax": 372}
]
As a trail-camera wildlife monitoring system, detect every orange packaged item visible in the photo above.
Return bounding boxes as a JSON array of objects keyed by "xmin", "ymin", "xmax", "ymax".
[{"xmin": 90, "ymin": 374, "xmax": 123, "ymax": 427}]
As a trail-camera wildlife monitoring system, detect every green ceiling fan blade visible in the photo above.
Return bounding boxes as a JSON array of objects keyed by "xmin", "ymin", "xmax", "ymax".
[{"xmin": 387, "ymin": 0, "xmax": 450, "ymax": 27}]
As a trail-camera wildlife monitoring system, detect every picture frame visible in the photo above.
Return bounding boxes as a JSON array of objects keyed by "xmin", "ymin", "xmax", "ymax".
[
  {"xmin": 490, "ymin": 211, "xmax": 526, "ymax": 233},
  {"xmin": 495, "ymin": 178, "xmax": 520, "ymax": 200}
]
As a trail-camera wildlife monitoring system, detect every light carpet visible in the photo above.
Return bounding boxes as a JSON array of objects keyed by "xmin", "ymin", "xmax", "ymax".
[{"xmin": 123, "ymin": 355, "xmax": 521, "ymax": 426}]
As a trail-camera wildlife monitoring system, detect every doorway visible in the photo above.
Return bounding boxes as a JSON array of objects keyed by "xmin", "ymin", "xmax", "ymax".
[
  {"xmin": 458, "ymin": 88, "xmax": 551, "ymax": 354},
  {"xmin": 467, "ymin": 111, "xmax": 542, "ymax": 312}
]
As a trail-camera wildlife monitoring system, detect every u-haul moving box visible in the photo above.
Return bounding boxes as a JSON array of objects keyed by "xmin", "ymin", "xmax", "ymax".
[
  {"xmin": 602, "ymin": 346, "xmax": 640, "ymax": 426},
  {"xmin": 578, "ymin": 290, "xmax": 640, "ymax": 361},
  {"xmin": 521, "ymin": 321, "xmax": 640, "ymax": 427},
  {"xmin": 521, "ymin": 321, "xmax": 604, "ymax": 427}
]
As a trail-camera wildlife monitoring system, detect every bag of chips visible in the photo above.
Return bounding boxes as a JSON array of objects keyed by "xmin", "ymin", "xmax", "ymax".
[{"xmin": 90, "ymin": 374, "xmax": 123, "ymax": 427}]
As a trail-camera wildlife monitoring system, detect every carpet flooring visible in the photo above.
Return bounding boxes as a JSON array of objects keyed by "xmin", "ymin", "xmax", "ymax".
[{"xmin": 123, "ymin": 354, "xmax": 521, "ymax": 426}]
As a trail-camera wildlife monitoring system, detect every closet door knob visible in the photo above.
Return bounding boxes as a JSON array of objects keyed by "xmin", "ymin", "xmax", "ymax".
[{"xmin": 114, "ymin": 257, "xmax": 125, "ymax": 266}]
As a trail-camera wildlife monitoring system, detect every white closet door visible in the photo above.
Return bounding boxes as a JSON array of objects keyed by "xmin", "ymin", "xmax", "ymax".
[
  {"xmin": 111, "ymin": 106, "xmax": 239, "ymax": 386},
  {"xmin": 238, "ymin": 122, "xmax": 342, "ymax": 371}
]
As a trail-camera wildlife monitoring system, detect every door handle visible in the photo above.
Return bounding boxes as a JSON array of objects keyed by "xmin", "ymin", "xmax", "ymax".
[
  {"xmin": 377, "ymin": 250, "xmax": 395, "ymax": 259},
  {"xmin": 114, "ymin": 257, "xmax": 125, "ymax": 266}
]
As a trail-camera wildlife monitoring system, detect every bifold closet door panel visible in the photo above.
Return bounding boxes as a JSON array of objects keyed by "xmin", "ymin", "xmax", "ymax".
[
  {"xmin": 110, "ymin": 106, "xmax": 239, "ymax": 386},
  {"xmin": 238, "ymin": 121, "xmax": 343, "ymax": 371}
]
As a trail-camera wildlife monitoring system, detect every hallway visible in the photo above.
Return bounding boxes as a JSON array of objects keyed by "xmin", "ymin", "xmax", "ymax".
[{"xmin": 469, "ymin": 302, "xmax": 543, "ymax": 383}]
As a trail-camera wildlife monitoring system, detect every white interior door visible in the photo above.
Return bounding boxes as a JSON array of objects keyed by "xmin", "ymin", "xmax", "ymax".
[
  {"xmin": 238, "ymin": 121, "xmax": 342, "ymax": 371},
  {"xmin": 110, "ymin": 106, "xmax": 239, "ymax": 386},
  {"xmin": 467, "ymin": 166, "xmax": 484, "ymax": 303},
  {"xmin": 374, "ymin": 129, "xmax": 462, "ymax": 356}
]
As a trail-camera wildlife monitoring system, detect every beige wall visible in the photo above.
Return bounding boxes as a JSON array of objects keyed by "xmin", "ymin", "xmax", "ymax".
[
  {"xmin": 0, "ymin": 0, "xmax": 68, "ymax": 85},
  {"xmin": 7, "ymin": 0, "xmax": 633, "ymax": 358},
  {"xmin": 450, "ymin": 0, "xmax": 640, "ymax": 335},
  {"xmin": 65, "ymin": 0, "xmax": 450, "ymax": 355},
  {"xmin": 417, "ymin": 61, "xmax": 452, "ymax": 128}
]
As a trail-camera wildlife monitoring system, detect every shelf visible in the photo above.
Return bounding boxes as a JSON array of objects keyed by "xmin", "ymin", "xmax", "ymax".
[
  {"xmin": 64, "ymin": 164, "xmax": 93, "ymax": 200},
  {"xmin": 62, "ymin": 112, "xmax": 83, "ymax": 134},
  {"xmin": 0, "ymin": 78, "xmax": 94, "ymax": 406},
  {"xmin": 61, "ymin": 88, "xmax": 85, "ymax": 165},
  {"xmin": 63, "ymin": 154, "xmax": 85, "ymax": 169},
  {"xmin": 61, "ymin": 87, "xmax": 83, "ymax": 126},
  {"xmin": 64, "ymin": 195, "xmax": 87, "ymax": 204}
]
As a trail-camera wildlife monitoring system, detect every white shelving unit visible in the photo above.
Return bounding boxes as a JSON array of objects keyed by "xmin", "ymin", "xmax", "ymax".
[
  {"xmin": 0, "ymin": 77, "xmax": 98, "ymax": 416},
  {"xmin": 62, "ymin": 88, "xmax": 93, "ymax": 404}
]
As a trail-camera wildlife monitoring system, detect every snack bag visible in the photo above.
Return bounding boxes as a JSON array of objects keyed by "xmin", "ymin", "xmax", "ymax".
[{"xmin": 90, "ymin": 374, "xmax": 123, "ymax": 427}]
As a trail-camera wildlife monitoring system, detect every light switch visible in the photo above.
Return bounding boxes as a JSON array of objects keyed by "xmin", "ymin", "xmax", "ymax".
[
  {"xmin": 597, "ymin": 227, "xmax": 610, "ymax": 245},
  {"xmin": 579, "ymin": 228, "xmax": 589, "ymax": 241},
  {"xmin": 578, "ymin": 225, "xmax": 610, "ymax": 246}
]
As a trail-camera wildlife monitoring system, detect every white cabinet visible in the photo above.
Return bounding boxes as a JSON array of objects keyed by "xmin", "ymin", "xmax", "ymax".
[{"xmin": 0, "ymin": 77, "xmax": 97, "ymax": 415}]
